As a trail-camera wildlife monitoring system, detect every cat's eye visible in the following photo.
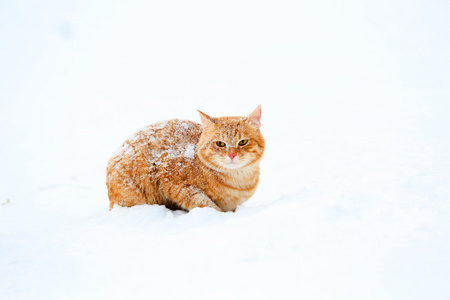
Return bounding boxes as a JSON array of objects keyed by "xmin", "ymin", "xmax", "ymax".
[
  {"xmin": 216, "ymin": 141, "xmax": 226, "ymax": 147},
  {"xmin": 238, "ymin": 139, "xmax": 249, "ymax": 146}
]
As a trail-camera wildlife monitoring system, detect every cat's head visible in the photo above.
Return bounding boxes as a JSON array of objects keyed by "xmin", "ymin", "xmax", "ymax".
[{"xmin": 197, "ymin": 106, "xmax": 265, "ymax": 172}]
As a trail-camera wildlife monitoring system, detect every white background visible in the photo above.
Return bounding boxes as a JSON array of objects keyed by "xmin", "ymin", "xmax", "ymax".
[{"xmin": 1, "ymin": 0, "xmax": 450, "ymax": 299}]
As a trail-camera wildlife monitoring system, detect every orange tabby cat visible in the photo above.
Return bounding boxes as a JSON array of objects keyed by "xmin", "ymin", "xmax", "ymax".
[{"xmin": 106, "ymin": 106, "xmax": 264, "ymax": 212}]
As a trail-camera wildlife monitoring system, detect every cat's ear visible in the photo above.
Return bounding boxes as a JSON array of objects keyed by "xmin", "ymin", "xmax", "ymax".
[
  {"xmin": 246, "ymin": 105, "xmax": 262, "ymax": 129},
  {"xmin": 197, "ymin": 110, "xmax": 216, "ymax": 130}
]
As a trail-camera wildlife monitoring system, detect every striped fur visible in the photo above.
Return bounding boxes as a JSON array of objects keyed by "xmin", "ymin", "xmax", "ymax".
[{"xmin": 106, "ymin": 106, "xmax": 265, "ymax": 212}]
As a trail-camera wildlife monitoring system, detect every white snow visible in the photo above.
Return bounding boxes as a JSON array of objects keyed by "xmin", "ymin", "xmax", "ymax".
[
  {"xmin": 183, "ymin": 144, "xmax": 196, "ymax": 159},
  {"xmin": 1, "ymin": 0, "xmax": 450, "ymax": 299}
]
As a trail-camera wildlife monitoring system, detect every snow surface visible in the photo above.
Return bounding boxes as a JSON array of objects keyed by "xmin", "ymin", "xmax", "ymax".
[{"xmin": 1, "ymin": 0, "xmax": 450, "ymax": 299}]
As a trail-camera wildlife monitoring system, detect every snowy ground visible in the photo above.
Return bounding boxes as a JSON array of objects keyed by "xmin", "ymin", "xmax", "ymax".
[{"xmin": 1, "ymin": 0, "xmax": 450, "ymax": 299}]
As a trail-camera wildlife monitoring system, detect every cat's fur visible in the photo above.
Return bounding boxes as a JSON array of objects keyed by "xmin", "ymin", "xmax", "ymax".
[{"xmin": 106, "ymin": 106, "xmax": 264, "ymax": 212}]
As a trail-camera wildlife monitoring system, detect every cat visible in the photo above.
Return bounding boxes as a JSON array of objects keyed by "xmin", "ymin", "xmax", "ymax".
[{"xmin": 106, "ymin": 106, "xmax": 265, "ymax": 212}]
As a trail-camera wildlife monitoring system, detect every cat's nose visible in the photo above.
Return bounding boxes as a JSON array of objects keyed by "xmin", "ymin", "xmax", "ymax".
[{"xmin": 228, "ymin": 147, "xmax": 237, "ymax": 160}]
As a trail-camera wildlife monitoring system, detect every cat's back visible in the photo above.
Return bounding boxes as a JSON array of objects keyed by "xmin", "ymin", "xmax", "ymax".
[
  {"xmin": 137, "ymin": 119, "xmax": 202, "ymax": 153},
  {"xmin": 106, "ymin": 119, "xmax": 203, "ymax": 209},
  {"xmin": 111, "ymin": 119, "xmax": 202, "ymax": 161}
]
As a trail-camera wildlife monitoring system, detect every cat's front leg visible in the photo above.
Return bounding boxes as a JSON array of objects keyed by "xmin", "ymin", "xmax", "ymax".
[{"xmin": 163, "ymin": 184, "xmax": 222, "ymax": 212}]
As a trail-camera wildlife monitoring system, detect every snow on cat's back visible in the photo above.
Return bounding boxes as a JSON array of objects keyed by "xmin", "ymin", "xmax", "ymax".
[{"xmin": 106, "ymin": 106, "xmax": 265, "ymax": 212}]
